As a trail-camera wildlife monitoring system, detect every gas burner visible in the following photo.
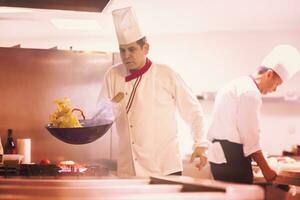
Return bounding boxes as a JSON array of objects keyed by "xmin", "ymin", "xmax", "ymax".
[
  {"xmin": 0, "ymin": 164, "xmax": 109, "ymax": 177},
  {"xmin": 59, "ymin": 165, "xmax": 109, "ymax": 177}
]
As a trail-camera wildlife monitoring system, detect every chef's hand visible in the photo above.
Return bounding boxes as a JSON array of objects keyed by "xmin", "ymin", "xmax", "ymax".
[
  {"xmin": 262, "ymin": 167, "xmax": 277, "ymax": 182},
  {"xmin": 190, "ymin": 146, "xmax": 208, "ymax": 170}
]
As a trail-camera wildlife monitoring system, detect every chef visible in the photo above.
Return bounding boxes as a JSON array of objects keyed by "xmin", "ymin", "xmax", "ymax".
[
  {"xmin": 99, "ymin": 7, "xmax": 208, "ymax": 177},
  {"xmin": 207, "ymin": 45, "xmax": 300, "ymax": 184}
]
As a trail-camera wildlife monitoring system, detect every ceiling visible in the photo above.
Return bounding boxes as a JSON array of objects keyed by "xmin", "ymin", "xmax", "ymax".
[{"xmin": 0, "ymin": 0, "xmax": 300, "ymax": 49}]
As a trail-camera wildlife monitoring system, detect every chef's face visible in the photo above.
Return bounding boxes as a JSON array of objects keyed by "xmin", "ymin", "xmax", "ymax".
[
  {"xmin": 261, "ymin": 70, "xmax": 283, "ymax": 95},
  {"xmin": 119, "ymin": 41, "xmax": 149, "ymax": 70}
]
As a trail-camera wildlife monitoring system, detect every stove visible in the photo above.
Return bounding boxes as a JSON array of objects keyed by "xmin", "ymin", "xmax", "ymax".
[{"xmin": 0, "ymin": 163, "xmax": 110, "ymax": 178}]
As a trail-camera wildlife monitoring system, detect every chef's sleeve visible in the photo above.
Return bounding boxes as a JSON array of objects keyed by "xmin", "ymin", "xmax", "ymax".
[
  {"xmin": 174, "ymin": 73, "xmax": 209, "ymax": 149},
  {"xmin": 97, "ymin": 69, "xmax": 112, "ymax": 102},
  {"xmin": 237, "ymin": 91, "xmax": 262, "ymax": 157}
]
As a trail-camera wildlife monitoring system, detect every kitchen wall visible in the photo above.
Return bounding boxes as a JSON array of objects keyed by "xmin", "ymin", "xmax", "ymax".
[
  {"xmin": 5, "ymin": 30, "xmax": 299, "ymax": 94},
  {"xmin": 0, "ymin": 47, "xmax": 113, "ymax": 164}
]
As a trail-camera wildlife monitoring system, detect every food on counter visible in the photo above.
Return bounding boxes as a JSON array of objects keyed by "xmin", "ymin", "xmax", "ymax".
[
  {"xmin": 58, "ymin": 160, "xmax": 87, "ymax": 173},
  {"xmin": 49, "ymin": 97, "xmax": 83, "ymax": 128},
  {"xmin": 262, "ymin": 156, "xmax": 297, "ymax": 166},
  {"xmin": 276, "ymin": 156, "xmax": 296, "ymax": 164},
  {"xmin": 252, "ymin": 156, "xmax": 297, "ymax": 167},
  {"xmin": 253, "ymin": 156, "xmax": 299, "ymax": 178},
  {"xmin": 59, "ymin": 160, "xmax": 75, "ymax": 166},
  {"xmin": 40, "ymin": 159, "xmax": 51, "ymax": 165}
]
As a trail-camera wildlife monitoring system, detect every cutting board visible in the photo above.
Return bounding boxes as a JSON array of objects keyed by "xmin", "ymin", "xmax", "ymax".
[
  {"xmin": 275, "ymin": 169, "xmax": 300, "ymax": 186},
  {"xmin": 279, "ymin": 169, "xmax": 300, "ymax": 178}
]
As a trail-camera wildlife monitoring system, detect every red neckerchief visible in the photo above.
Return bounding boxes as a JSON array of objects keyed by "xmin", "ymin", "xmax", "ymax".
[{"xmin": 125, "ymin": 58, "xmax": 152, "ymax": 82}]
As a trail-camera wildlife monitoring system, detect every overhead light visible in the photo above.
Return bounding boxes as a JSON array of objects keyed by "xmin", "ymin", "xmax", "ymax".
[
  {"xmin": 0, "ymin": 0, "xmax": 110, "ymax": 12},
  {"xmin": 0, "ymin": 6, "xmax": 33, "ymax": 13},
  {"xmin": 51, "ymin": 19, "xmax": 101, "ymax": 30}
]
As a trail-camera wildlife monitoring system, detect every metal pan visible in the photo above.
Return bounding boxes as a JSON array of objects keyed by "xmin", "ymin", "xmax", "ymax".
[{"xmin": 45, "ymin": 119, "xmax": 113, "ymax": 145}]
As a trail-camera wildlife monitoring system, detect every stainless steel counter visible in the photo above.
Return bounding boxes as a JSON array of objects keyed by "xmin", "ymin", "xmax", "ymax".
[{"xmin": 0, "ymin": 176, "xmax": 263, "ymax": 200}]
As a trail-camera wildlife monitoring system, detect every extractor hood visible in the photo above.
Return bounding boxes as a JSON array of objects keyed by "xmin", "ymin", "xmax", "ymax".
[{"xmin": 0, "ymin": 0, "xmax": 111, "ymax": 12}]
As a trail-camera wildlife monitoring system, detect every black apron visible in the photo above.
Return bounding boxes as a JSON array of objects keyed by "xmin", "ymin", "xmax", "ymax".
[{"xmin": 210, "ymin": 139, "xmax": 253, "ymax": 184}]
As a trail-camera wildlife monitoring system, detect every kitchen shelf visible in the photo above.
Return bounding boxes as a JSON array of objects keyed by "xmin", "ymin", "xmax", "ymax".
[{"xmin": 197, "ymin": 93, "xmax": 300, "ymax": 104}]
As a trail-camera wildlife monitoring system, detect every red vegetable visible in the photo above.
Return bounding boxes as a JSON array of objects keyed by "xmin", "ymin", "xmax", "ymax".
[{"xmin": 40, "ymin": 159, "xmax": 51, "ymax": 165}]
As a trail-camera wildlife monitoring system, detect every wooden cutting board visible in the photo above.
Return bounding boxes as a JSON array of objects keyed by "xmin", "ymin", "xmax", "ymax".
[
  {"xmin": 279, "ymin": 169, "xmax": 300, "ymax": 178},
  {"xmin": 274, "ymin": 169, "xmax": 300, "ymax": 186}
]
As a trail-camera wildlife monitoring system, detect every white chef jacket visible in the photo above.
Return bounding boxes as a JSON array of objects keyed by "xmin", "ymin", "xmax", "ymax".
[
  {"xmin": 207, "ymin": 76, "xmax": 262, "ymax": 164},
  {"xmin": 100, "ymin": 59, "xmax": 207, "ymax": 177}
]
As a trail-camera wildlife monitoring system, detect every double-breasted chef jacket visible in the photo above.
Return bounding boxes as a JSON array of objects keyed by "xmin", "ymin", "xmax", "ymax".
[{"xmin": 100, "ymin": 58, "xmax": 207, "ymax": 177}]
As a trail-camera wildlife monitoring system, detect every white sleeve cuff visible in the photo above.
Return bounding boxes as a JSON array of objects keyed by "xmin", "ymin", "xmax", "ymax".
[
  {"xmin": 244, "ymin": 145, "xmax": 261, "ymax": 157},
  {"xmin": 193, "ymin": 139, "xmax": 209, "ymax": 150}
]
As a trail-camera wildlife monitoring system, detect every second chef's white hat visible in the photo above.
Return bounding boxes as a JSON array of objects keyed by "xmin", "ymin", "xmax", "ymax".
[
  {"xmin": 112, "ymin": 7, "xmax": 144, "ymax": 45},
  {"xmin": 261, "ymin": 44, "xmax": 300, "ymax": 82}
]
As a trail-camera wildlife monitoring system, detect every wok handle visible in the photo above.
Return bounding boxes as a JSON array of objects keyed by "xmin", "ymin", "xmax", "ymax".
[{"xmin": 72, "ymin": 108, "xmax": 86, "ymax": 120}]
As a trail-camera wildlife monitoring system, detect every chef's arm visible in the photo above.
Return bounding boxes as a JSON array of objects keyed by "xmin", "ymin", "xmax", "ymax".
[
  {"xmin": 173, "ymin": 73, "xmax": 208, "ymax": 170},
  {"xmin": 237, "ymin": 93, "xmax": 276, "ymax": 181},
  {"xmin": 251, "ymin": 150, "xmax": 277, "ymax": 182}
]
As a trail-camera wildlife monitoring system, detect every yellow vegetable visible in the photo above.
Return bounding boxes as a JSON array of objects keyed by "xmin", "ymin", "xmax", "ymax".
[{"xmin": 50, "ymin": 97, "xmax": 82, "ymax": 128}]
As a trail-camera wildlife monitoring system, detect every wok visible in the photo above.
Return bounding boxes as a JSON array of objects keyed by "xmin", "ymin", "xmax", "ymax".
[{"xmin": 46, "ymin": 119, "xmax": 113, "ymax": 145}]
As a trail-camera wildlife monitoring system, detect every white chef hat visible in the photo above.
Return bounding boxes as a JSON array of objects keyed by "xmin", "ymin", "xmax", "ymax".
[
  {"xmin": 261, "ymin": 44, "xmax": 300, "ymax": 82},
  {"xmin": 112, "ymin": 7, "xmax": 144, "ymax": 45}
]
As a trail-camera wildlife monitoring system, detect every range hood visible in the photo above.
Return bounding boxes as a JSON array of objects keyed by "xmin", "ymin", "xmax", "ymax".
[{"xmin": 0, "ymin": 0, "xmax": 111, "ymax": 12}]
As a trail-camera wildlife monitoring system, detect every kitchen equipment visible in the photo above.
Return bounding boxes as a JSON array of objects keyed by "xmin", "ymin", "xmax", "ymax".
[
  {"xmin": 17, "ymin": 139, "xmax": 31, "ymax": 164},
  {"xmin": 0, "ymin": 137, "xmax": 3, "ymax": 164},
  {"xmin": 4, "ymin": 129, "xmax": 17, "ymax": 154},
  {"xmin": 46, "ymin": 119, "xmax": 113, "ymax": 144},
  {"xmin": 0, "ymin": 163, "xmax": 109, "ymax": 177},
  {"xmin": 3, "ymin": 154, "xmax": 23, "ymax": 164}
]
